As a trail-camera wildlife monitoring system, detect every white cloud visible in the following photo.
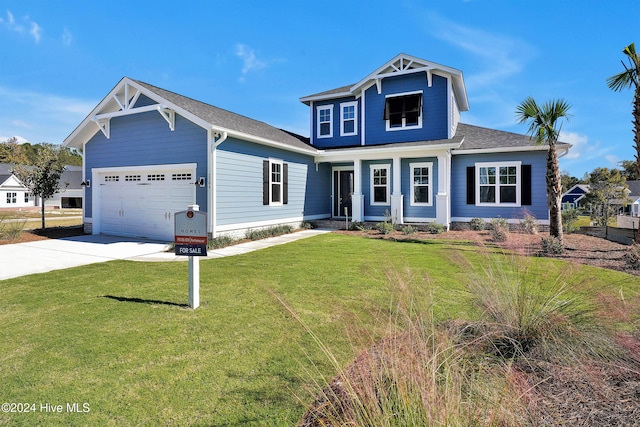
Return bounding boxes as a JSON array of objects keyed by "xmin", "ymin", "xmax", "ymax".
[
  {"xmin": 235, "ymin": 43, "xmax": 267, "ymax": 77},
  {"xmin": 62, "ymin": 28, "xmax": 72, "ymax": 46},
  {"xmin": 1, "ymin": 10, "xmax": 42, "ymax": 43},
  {"xmin": 560, "ymin": 131, "xmax": 588, "ymax": 160}
]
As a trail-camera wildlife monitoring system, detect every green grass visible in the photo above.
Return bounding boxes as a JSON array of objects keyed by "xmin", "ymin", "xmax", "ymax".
[{"xmin": 0, "ymin": 233, "xmax": 638, "ymax": 426}]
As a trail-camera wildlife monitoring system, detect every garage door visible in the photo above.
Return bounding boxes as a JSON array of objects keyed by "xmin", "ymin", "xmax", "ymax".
[{"xmin": 98, "ymin": 167, "xmax": 196, "ymax": 241}]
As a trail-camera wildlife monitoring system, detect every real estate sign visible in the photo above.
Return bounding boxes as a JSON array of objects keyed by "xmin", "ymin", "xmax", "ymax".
[{"xmin": 174, "ymin": 209, "xmax": 208, "ymax": 256}]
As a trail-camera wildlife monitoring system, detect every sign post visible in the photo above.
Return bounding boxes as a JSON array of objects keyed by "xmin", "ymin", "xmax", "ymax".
[{"xmin": 174, "ymin": 205, "xmax": 208, "ymax": 309}]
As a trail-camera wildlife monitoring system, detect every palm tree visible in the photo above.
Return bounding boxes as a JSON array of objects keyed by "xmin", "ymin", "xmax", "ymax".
[
  {"xmin": 516, "ymin": 97, "xmax": 572, "ymax": 243},
  {"xmin": 607, "ymin": 42, "xmax": 640, "ymax": 177}
]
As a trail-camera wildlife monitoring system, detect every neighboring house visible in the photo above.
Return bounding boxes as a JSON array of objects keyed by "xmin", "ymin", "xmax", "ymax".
[
  {"xmin": 561, "ymin": 184, "xmax": 590, "ymax": 210},
  {"xmin": 624, "ymin": 180, "xmax": 640, "ymax": 217},
  {"xmin": 0, "ymin": 163, "xmax": 83, "ymax": 209},
  {"xmin": 63, "ymin": 53, "xmax": 571, "ymax": 241},
  {"xmin": 0, "ymin": 164, "xmax": 34, "ymax": 208}
]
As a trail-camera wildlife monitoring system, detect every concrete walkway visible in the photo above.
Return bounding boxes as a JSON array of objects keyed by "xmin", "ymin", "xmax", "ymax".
[{"xmin": 0, "ymin": 229, "xmax": 332, "ymax": 281}]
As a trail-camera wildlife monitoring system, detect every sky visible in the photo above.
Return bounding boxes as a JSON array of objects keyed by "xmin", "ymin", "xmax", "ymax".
[{"xmin": 0, "ymin": 0, "xmax": 638, "ymax": 178}]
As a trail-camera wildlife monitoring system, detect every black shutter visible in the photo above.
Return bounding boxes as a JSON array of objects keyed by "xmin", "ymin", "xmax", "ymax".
[
  {"xmin": 521, "ymin": 164, "xmax": 532, "ymax": 205},
  {"xmin": 283, "ymin": 163, "xmax": 288, "ymax": 205},
  {"xmin": 466, "ymin": 166, "xmax": 475, "ymax": 204},
  {"xmin": 263, "ymin": 160, "xmax": 269, "ymax": 205}
]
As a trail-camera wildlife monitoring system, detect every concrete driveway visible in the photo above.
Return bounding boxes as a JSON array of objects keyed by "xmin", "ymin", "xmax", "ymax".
[
  {"xmin": 0, "ymin": 229, "xmax": 332, "ymax": 281},
  {"xmin": 0, "ymin": 235, "xmax": 171, "ymax": 281}
]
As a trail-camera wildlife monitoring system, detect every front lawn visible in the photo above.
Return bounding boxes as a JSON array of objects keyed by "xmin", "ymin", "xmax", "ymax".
[{"xmin": 1, "ymin": 233, "xmax": 638, "ymax": 426}]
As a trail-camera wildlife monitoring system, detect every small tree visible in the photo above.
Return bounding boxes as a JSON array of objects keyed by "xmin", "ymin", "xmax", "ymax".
[
  {"xmin": 584, "ymin": 168, "xmax": 628, "ymax": 231},
  {"xmin": 11, "ymin": 144, "xmax": 67, "ymax": 230}
]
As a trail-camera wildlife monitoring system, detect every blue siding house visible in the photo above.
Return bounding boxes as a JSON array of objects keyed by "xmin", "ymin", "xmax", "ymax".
[{"xmin": 64, "ymin": 53, "xmax": 570, "ymax": 241}]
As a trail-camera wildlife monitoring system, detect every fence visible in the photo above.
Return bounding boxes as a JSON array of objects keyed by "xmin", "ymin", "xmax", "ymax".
[{"xmin": 579, "ymin": 225, "xmax": 636, "ymax": 245}]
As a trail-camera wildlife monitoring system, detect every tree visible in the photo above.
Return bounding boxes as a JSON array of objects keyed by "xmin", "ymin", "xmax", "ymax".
[
  {"xmin": 619, "ymin": 159, "xmax": 640, "ymax": 180},
  {"xmin": 516, "ymin": 97, "xmax": 572, "ymax": 243},
  {"xmin": 10, "ymin": 144, "xmax": 68, "ymax": 230},
  {"xmin": 607, "ymin": 42, "xmax": 640, "ymax": 177},
  {"xmin": 584, "ymin": 167, "xmax": 628, "ymax": 232}
]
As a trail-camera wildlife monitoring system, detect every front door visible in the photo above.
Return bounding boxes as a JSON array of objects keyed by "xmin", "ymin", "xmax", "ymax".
[{"xmin": 334, "ymin": 170, "xmax": 354, "ymax": 217}]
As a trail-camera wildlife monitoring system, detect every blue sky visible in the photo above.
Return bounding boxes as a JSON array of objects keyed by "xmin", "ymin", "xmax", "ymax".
[{"xmin": 0, "ymin": 0, "xmax": 638, "ymax": 178}]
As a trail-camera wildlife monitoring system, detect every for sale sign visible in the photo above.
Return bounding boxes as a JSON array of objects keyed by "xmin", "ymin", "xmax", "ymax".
[{"xmin": 174, "ymin": 208, "xmax": 208, "ymax": 256}]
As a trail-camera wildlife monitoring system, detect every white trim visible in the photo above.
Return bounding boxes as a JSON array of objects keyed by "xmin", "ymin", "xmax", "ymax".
[
  {"xmin": 316, "ymin": 105, "xmax": 333, "ymax": 139},
  {"xmin": 451, "ymin": 216, "xmax": 550, "ymax": 226},
  {"xmin": 339, "ymin": 101, "xmax": 358, "ymax": 137},
  {"xmin": 268, "ymin": 159, "xmax": 284, "ymax": 206},
  {"xmin": 370, "ymin": 164, "xmax": 390, "ymax": 206},
  {"xmin": 315, "ymin": 143, "xmax": 460, "ymax": 163},
  {"xmin": 215, "ymin": 216, "xmax": 304, "ymax": 234},
  {"xmin": 404, "ymin": 217, "xmax": 437, "ymax": 223},
  {"xmin": 409, "ymin": 162, "xmax": 433, "ymax": 206},
  {"xmin": 475, "ymin": 161, "xmax": 521, "ymax": 207},
  {"xmin": 452, "ymin": 145, "xmax": 553, "ymax": 155},
  {"xmin": 384, "ymin": 90, "xmax": 423, "ymax": 131}
]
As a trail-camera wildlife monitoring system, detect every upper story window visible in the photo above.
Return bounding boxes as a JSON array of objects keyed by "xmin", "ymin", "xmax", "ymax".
[
  {"xmin": 410, "ymin": 162, "xmax": 433, "ymax": 206},
  {"xmin": 384, "ymin": 91, "xmax": 423, "ymax": 131},
  {"xmin": 475, "ymin": 161, "xmax": 521, "ymax": 206},
  {"xmin": 317, "ymin": 106, "xmax": 333, "ymax": 139},
  {"xmin": 340, "ymin": 102, "xmax": 357, "ymax": 136},
  {"xmin": 370, "ymin": 164, "xmax": 390, "ymax": 205}
]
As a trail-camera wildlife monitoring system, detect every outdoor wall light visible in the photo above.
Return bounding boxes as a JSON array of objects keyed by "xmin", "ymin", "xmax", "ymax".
[
  {"xmin": 81, "ymin": 180, "xmax": 91, "ymax": 187},
  {"xmin": 198, "ymin": 177, "xmax": 205, "ymax": 187}
]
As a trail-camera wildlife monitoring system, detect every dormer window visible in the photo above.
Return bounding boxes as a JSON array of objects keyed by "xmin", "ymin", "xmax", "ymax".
[{"xmin": 384, "ymin": 91, "xmax": 423, "ymax": 131}]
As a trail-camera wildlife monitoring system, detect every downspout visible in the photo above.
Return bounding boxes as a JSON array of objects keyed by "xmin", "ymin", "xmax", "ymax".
[{"xmin": 209, "ymin": 130, "xmax": 228, "ymax": 238}]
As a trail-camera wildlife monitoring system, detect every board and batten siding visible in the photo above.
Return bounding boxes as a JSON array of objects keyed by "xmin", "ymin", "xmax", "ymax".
[
  {"xmin": 450, "ymin": 151, "xmax": 549, "ymax": 221},
  {"xmin": 84, "ymin": 111, "xmax": 208, "ymax": 218},
  {"xmin": 215, "ymin": 137, "xmax": 330, "ymax": 230}
]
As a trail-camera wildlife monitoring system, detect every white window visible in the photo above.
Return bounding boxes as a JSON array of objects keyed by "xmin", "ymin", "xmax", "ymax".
[
  {"xmin": 410, "ymin": 162, "xmax": 433, "ymax": 206},
  {"xmin": 370, "ymin": 164, "xmax": 390, "ymax": 205},
  {"xmin": 24, "ymin": 193, "xmax": 29, "ymax": 203},
  {"xmin": 384, "ymin": 91, "xmax": 423, "ymax": 131},
  {"xmin": 340, "ymin": 101, "xmax": 357, "ymax": 136},
  {"xmin": 6, "ymin": 192, "xmax": 17, "ymax": 204},
  {"xmin": 317, "ymin": 106, "xmax": 333, "ymax": 138},
  {"xmin": 476, "ymin": 161, "xmax": 521, "ymax": 206},
  {"xmin": 270, "ymin": 160, "xmax": 283, "ymax": 205}
]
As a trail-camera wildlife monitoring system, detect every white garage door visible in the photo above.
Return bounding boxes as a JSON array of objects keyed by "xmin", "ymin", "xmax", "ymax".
[{"xmin": 97, "ymin": 167, "xmax": 197, "ymax": 241}]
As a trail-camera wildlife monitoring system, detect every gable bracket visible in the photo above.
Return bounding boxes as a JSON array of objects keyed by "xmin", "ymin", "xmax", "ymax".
[
  {"xmin": 92, "ymin": 117, "xmax": 111, "ymax": 139},
  {"xmin": 157, "ymin": 107, "xmax": 175, "ymax": 131}
]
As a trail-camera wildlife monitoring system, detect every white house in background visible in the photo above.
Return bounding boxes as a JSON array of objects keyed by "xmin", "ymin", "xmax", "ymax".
[{"xmin": 0, "ymin": 164, "xmax": 83, "ymax": 209}]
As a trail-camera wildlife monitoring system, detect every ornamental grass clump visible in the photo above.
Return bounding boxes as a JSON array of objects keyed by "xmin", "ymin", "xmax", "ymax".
[
  {"xmin": 467, "ymin": 254, "xmax": 611, "ymax": 361},
  {"xmin": 294, "ymin": 267, "xmax": 530, "ymax": 427}
]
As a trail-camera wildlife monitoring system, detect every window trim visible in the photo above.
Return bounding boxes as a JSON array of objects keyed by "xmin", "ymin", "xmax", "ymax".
[
  {"xmin": 269, "ymin": 159, "xmax": 283, "ymax": 206},
  {"xmin": 316, "ymin": 105, "xmax": 333, "ymax": 139},
  {"xmin": 384, "ymin": 90, "xmax": 423, "ymax": 131},
  {"xmin": 370, "ymin": 164, "xmax": 390, "ymax": 206},
  {"xmin": 409, "ymin": 162, "xmax": 433, "ymax": 207},
  {"xmin": 339, "ymin": 101, "xmax": 358, "ymax": 136},
  {"xmin": 475, "ymin": 161, "xmax": 522, "ymax": 206}
]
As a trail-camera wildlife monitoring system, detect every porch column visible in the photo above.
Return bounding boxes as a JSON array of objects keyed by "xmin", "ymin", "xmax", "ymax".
[
  {"xmin": 436, "ymin": 152, "xmax": 451, "ymax": 230},
  {"xmin": 352, "ymin": 159, "xmax": 364, "ymax": 222},
  {"xmin": 390, "ymin": 156, "xmax": 404, "ymax": 224}
]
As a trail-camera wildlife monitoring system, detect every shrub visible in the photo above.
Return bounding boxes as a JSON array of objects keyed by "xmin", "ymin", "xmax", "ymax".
[
  {"xmin": 562, "ymin": 208, "xmax": 579, "ymax": 233},
  {"xmin": 469, "ymin": 217, "xmax": 486, "ymax": 231},
  {"xmin": 401, "ymin": 225, "xmax": 417, "ymax": 235},
  {"xmin": 426, "ymin": 222, "xmax": 445, "ymax": 234},
  {"xmin": 350, "ymin": 221, "xmax": 368, "ymax": 231},
  {"xmin": 540, "ymin": 236, "xmax": 564, "ymax": 255},
  {"xmin": 489, "ymin": 217, "xmax": 509, "ymax": 242},
  {"xmin": 376, "ymin": 221, "xmax": 394, "ymax": 235},
  {"xmin": 518, "ymin": 210, "xmax": 538, "ymax": 235},
  {"xmin": 245, "ymin": 224, "xmax": 294, "ymax": 241},
  {"xmin": 207, "ymin": 235, "xmax": 237, "ymax": 249}
]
